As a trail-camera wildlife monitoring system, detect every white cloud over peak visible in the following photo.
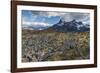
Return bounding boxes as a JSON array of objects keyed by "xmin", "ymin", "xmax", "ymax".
[
  {"xmin": 31, "ymin": 11, "xmax": 90, "ymax": 22},
  {"xmin": 32, "ymin": 22, "xmax": 51, "ymax": 27},
  {"xmin": 22, "ymin": 20, "xmax": 51, "ymax": 27}
]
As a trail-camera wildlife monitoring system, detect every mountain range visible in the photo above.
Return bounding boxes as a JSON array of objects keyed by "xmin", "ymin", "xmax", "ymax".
[
  {"xmin": 22, "ymin": 19, "xmax": 90, "ymax": 32},
  {"xmin": 47, "ymin": 19, "xmax": 90, "ymax": 32}
]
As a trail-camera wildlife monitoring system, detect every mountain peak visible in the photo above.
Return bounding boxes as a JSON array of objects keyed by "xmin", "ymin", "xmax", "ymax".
[
  {"xmin": 71, "ymin": 19, "xmax": 76, "ymax": 23},
  {"xmin": 47, "ymin": 19, "xmax": 89, "ymax": 32},
  {"xmin": 55, "ymin": 18, "xmax": 64, "ymax": 26}
]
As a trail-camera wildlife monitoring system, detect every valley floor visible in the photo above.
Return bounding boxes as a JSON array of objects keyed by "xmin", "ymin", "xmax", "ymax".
[{"xmin": 22, "ymin": 30, "xmax": 90, "ymax": 62}]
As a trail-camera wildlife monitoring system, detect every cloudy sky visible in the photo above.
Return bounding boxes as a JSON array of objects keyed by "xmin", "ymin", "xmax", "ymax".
[{"xmin": 22, "ymin": 10, "xmax": 90, "ymax": 29}]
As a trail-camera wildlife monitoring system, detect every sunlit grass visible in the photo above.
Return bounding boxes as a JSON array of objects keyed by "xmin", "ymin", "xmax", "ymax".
[{"xmin": 22, "ymin": 30, "xmax": 90, "ymax": 62}]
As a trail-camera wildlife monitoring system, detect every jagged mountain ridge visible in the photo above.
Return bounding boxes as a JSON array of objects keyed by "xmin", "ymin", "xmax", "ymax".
[
  {"xmin": 47, "ymin": 19, "xmax": 90, "ymax": 32},
  {"xmin": 22, "ymin": 18, "xmax": 90, "ymax": 32}
]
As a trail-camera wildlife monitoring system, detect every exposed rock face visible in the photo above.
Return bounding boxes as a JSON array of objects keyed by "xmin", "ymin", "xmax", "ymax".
[{"xmin": 48, "ymin": 19, "xmax": 90, "ymax": 32}]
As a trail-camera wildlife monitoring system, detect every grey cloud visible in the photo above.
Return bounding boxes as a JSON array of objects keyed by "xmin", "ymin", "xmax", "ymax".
[{"xmin": 31, "ymin": 11, "xmax": 90, "ymax": 23}]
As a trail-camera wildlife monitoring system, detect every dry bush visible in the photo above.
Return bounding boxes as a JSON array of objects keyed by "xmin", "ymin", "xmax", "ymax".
[{"xmin": 22, "ymin": 30, "xmax": 90, "ymax": 62}]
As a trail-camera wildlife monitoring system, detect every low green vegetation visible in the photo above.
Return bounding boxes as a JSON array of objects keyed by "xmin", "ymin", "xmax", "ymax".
[{"xmin": 22, "ymin": 30, "xmax": 90, "ymax": 62}]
